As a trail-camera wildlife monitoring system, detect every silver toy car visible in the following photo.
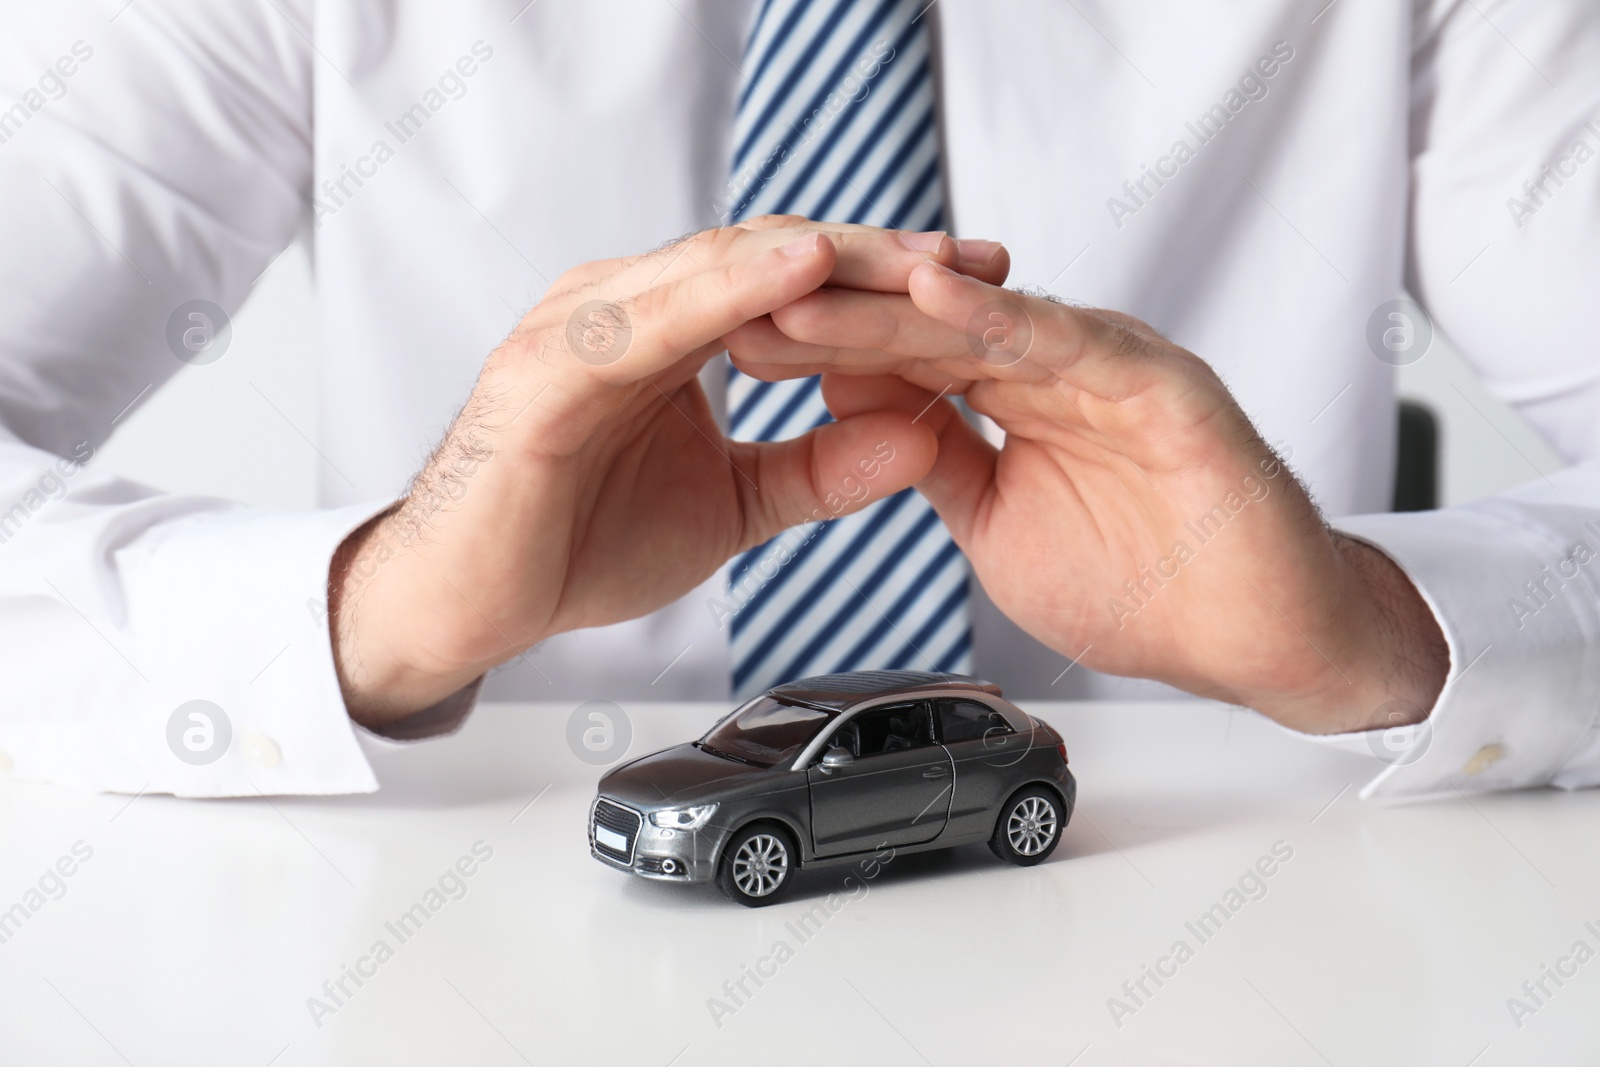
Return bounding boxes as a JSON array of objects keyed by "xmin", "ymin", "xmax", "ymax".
[{"xmin": 588, "ymin": 670, "xmax": 1075, "ymax": 906}]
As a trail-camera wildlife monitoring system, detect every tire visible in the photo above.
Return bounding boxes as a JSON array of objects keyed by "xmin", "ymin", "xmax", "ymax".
[
  {"xmin": 715, "ymin": 822, "xmax": 796, "ymax": 907},
  {"xmin": 989, "ymin": 786, "xmax": 1064, "ymax": 867}
]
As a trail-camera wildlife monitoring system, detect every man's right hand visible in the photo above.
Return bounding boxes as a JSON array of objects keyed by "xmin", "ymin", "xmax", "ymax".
[{"xmin": 328, "ymin": 219, "xmax": 1009, "ymax": 727}]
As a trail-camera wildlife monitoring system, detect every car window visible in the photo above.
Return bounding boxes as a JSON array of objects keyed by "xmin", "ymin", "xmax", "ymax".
[
  {"xmin": 828, "ymin": 702, "xmax": 933, "ymax": 759},
  {"xmin": 938, "ymin": 700, "xmax": 1015, "ymax": 744},
  {"xmin": 700, "ymin": 696, "xmax": 838, "ymax": 768}
]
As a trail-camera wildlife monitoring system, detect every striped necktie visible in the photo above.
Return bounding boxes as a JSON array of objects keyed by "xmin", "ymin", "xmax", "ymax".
[{"xmin": 723, "ymin": 0, "xmax": 972, "ymax": 699}]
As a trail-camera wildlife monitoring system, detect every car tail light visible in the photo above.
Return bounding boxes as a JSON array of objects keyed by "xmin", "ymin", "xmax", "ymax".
[{"xmin": 1057, "ymin": 743, "xmax": 1069, "ymax": 764}]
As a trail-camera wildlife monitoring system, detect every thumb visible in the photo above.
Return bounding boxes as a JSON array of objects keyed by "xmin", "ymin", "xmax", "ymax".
[
  {"xmin": 818, "ymin": 372, "xmax": 997, "ymax": 546},
  {"xmin": 728, "ymin": 410, "xmax": 937, "ymax": 551}
]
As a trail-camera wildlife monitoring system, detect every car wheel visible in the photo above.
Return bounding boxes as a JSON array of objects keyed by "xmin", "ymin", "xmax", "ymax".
[
  {"xmin": 989, "ymin": 786, "xmax": 1064, "ymax": 867},
  {"xmin": 716, "ymin": 823, "xmax": 795, "ymax": 907}
]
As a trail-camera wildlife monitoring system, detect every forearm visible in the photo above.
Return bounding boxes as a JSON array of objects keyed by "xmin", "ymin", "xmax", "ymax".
[{"xmin": 327, "ymin": 406, "xmax": 543, "ymax": 729}]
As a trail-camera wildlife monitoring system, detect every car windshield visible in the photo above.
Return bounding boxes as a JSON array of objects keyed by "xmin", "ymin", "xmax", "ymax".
[{"xmin": 698, "ymin": 696, "xmax": 837, "ymax": 769}]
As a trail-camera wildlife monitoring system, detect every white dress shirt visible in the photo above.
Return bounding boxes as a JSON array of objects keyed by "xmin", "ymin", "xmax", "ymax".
[{"xmin": 1, "ymin": 0, "xmax": 1597, "ymax": 799}]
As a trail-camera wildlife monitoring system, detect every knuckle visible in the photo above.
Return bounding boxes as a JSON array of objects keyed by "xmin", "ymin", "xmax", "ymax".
[
  {"xmin": 715, "ymin": 260, "xmax": 766, "ymax": 323},
  {"xmin": 869, "ymin": 304, "xmax": 902, "ymax": 351},
  {"xmin": 770, "ymin": 294, "xmax": 828, "ymax": 339},
  {"xmin": 1079, "ymin": 310, "xmax": 1141, "ymax": 361},
  {"xmin": 741, "ymin": 213, "xmax": 808, "ymax": 231},
  {"xmin": 547, "ymin": 264, "xmax": 599, "ymax": 298},
  {"xmin": 656, "ymin": 228, "xmax": 703, "ymax": 251},
  {"xmin": 666, "ymin": 228, "xmax": 715, "ymax": 265},
  {"xmin": 616, "ymin": 230, "xmax": 707, "ymax": 275},
  {"xmin": 677, "ymin": 225, "xmax": 741, "ymax": 269},
  {"xmin": 1107, "ymin": 323, "xmax": 1148, "ymax": 361}
]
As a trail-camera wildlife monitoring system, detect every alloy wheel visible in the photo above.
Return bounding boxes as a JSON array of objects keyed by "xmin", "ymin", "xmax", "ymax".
[
  {"xmin": 731, "ymin": 833, "xmax": 789, "ymax": 897},
  {"xmin": 1006, "ymin": 795, "xmax": 1058, "ymax": 856}
]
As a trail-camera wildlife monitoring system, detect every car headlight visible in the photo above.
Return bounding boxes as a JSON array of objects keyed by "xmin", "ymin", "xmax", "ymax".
[{"xmin": 649, "ymin": 804, "xmax": 718, "ymax": 830}]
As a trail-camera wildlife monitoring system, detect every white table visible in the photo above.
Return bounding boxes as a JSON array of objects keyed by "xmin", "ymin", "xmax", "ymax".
[{"xmin": 2, "ymin": 700, "xmax": 1596, "ymax": 1066}]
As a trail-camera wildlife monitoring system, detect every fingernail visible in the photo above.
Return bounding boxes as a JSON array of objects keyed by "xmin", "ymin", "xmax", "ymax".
[
  {"xmin": 898, "ymin": 230, "xmax": 948, "ymax": 253},
  {"xmin": 957, "ymin": 239, "xmax": 1003, "ymax": 265}
]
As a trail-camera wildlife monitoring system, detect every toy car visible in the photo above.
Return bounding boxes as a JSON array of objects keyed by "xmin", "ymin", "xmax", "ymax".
[{"xmin": 588, "ymin": 669, "xmax": 1075, "ymax": 906}]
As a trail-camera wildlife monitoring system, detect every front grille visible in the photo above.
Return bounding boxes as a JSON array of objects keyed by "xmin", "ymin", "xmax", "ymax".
[{"xmin": 592, "ymin": 798, "xmax": 642, "ymax": 864}]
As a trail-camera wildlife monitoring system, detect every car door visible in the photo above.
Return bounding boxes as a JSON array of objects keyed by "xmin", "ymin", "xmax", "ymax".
[
  {"xmin": 936, "ymin": 698, "xmax": 1023, "ymax": 838},
  {"xmin": 806, "ymin": 701, "xmax": 951, "ymax": 856}
]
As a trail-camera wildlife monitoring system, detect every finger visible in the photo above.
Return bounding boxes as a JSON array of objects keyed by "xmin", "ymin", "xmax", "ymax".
[
  {"xmin": 733, "ymin": 214, "xmax": 970, "ymax": 286},
  {"xmin": 767, "ymin": 290, "xmax": 974, "ymax": 365},
  {"xmin": 723, "ymin": 233, "xmax": 1014, "ymax": 377},
  {"xmin": 725, "ymin": 315, "xmax": 973, "ymax": 395},
  {"xmin": 953, "ymin": 239, "xmax": 1011, "ymax": 286},
  {"xmin": 560, "ymin": 220, "xmax": 1005, "ymax": 329},
  {"xmin": 592, "ymin": 222, "xmax": 955, "ymax": 300},
  {"xmin": 907, "ymin": 261, "xmax": 1156, "ymax": 397},
  {"xmin": 552, "ymin": 233, "xmax": 838, "ymax": 383},
  {"xmin": 817, "ymin": 371, "xmax": 938, "ymax": 421},
  {"xmin": 760, "ymin": 263, "xmax": 1165, "ymax": 397},
  {"xmin": 763, "ymin": 279, "xmax": 1084, "ymax": 377},
  {"xmin": 733, "ymin": 289, "xmax": 996, "ymax": 393},
  {"xmin": 734, "ymin": 213, "xmax": 890, "ymax": 233},
  {"xmin": 728, "ymin": 408, "xmax": 938, "ymax": 550},
  {"xmin": 818, "ymin": 374, "xmax": 996, "ymax": 546},
  {"xmin": 765, "ymin": 227, "xmax": 1008, "ymax": 289},
  {"xmin": 824, "ymin": 227, "xmax": 959, "ymax": 290},
  {"xmin": 764, "ymin": 224, "xmax": 979, "ymax": 292}
]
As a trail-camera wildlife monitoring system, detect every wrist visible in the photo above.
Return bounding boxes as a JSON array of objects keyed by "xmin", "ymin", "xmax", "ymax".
[
  {"xmin": 327, "ymin": 509, "xmax": 491, "ymax": 730},
  {"xmin": 1252, "ymin": 534, "xmax": 1449, "ymax": 734}
]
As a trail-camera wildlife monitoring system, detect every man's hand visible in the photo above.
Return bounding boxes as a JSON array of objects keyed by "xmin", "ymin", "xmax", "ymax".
[
  {"xmin": 330, "ymin": 220, "xmax": 1008, "ymax": 728},
  {"xmin": 729, "ymin": 261, "xmax": 1449, "ymax": 734}
]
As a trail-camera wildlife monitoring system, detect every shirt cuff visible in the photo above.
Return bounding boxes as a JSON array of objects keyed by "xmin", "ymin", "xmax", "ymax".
[
  {"xmin": 18, "ymin": 499, "xmax": 396, "ymax": 793},
  {"xmin": 133, "ymin": 499, "xmax": 400, "ymax": 793},
  {"xmin": 1289, "ymin": 508, "xmax": 1600, "ymax": 799}
]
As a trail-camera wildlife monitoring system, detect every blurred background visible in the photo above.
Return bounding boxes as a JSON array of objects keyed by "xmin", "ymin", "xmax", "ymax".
[{"xmin": 95, "ymin": 241, "xmax": 1565, "ymax": 512}]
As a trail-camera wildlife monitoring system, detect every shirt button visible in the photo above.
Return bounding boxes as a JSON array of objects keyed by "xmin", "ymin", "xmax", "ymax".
[
  {"xmin": 1462, "ymin": 743, "xmax": 1504, "ymax": 776},
  {"xmin": 244, "ymin": 734, "xmax": 281, "ymax": 769}
]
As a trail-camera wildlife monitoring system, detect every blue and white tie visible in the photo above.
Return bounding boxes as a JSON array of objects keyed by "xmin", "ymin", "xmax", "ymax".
[{"xmin": 724, "ymin": 0, "xmax": 972, "ymax": 698}]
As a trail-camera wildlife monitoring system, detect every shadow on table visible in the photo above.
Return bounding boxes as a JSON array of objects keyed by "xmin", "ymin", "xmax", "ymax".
[
  {"xmin": 609, "ymin": 785, "xmax": 1275, "ymax": 913},
  {"xmin": 604, "ymin": 846, "xmax": 1007, "ymax": 913}
]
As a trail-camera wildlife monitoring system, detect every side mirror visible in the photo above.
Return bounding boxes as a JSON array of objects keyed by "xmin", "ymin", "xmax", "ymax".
[{"xmin": 820, "ymin": 748, "xmax": 855, "ymax": 773}]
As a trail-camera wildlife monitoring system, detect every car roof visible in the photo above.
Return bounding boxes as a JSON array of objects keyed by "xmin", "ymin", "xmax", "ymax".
[{"xmin": 768, "ymin": 670, "xmax": 1002, "ymax": 711}]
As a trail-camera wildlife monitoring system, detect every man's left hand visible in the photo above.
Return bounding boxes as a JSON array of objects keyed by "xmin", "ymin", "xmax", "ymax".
[{"xmin": 726, "ymin": 259, "xmax": 1449, "ymax": 734}]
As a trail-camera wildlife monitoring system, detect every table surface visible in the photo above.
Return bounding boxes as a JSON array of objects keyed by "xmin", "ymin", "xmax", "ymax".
[{"xmin": 2, "ymin": 700, "xmax": 1597, "ymax": 1067}]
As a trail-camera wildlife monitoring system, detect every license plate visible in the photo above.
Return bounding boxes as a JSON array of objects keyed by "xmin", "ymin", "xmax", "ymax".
[{"xmin": 595, "ymin": 826, "xmax": 628, "ymax": 852}]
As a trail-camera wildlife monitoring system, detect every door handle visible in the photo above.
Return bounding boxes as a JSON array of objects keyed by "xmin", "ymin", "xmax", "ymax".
[{"xmin": 922, "ymin": 766, "xmax": 947, "ymax": 778}]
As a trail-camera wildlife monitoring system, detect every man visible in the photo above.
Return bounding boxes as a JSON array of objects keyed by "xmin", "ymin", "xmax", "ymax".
[{"xmin": 1, "ymin": 1, "xmax": 1596, "ymax": 799}]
